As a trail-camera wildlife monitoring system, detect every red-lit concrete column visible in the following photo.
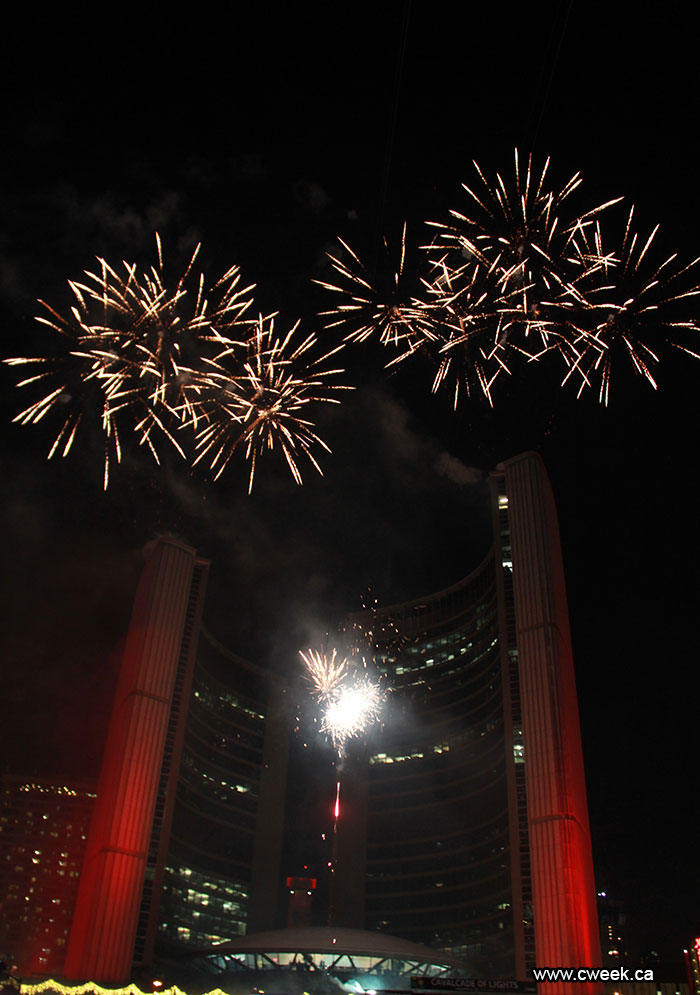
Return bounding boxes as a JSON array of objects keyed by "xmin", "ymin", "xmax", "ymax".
[
  {"xmin": 504, "ymin": 453, "xmax": 601, "ymax": 995},
  {"xmin": 64, "ymin": 539, "xmax": 200, "ymax": 983}
]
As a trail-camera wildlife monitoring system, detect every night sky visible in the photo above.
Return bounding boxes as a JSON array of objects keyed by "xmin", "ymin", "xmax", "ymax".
[{"xmin": 1, "ymin": 0, "xmax": 699, "ymax": 965}]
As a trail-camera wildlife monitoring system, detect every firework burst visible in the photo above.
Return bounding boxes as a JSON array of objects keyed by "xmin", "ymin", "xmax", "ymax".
[
  {"xmin": 6, "ymin": 321, "xmax": 127, "ymax": 488},
  {"xmin": 316, "ymin": 224, "xmax": 426, "ymax": 348},
  {"xmin": 7, "ymin": 238, "xmax": 350, "ymax": 490},
  {"xmin": 405, "ymin": 253, "xmax": 523, "ymax": 407},
  {"xmin": 192, "ymin": 314, "xmax": 349, "ymax": 492},
  {"xmin": 429, "ymin": 150, "xmax": 609, "ymax": 285},
  {"xmin": 315, "ymin": 151, "xmax": 630, "ymax": 406},
  {"xmin": 300, "ymin": 648, "xmax": 348, "ymax": 699},
  {"xmin": 424, "ymin": 149, "xmax": 620, "ymax": 359},
  {"xmin": 557, "ymin": 207, "xmax": 700, "ymax": 403},
  {"xmin": 5, "ymin": 236, "xmax": 255, "ymax": 487},
  {"xmin": 299, "ymin": 647, "xmax": 384, "ymax": 755}
]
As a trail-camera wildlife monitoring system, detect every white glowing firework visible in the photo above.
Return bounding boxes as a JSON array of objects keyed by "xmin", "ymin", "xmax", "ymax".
[
  {"xmin": 299, "ymin": 648, "xmax": 384, "ymax": 754},
  {"xmin": 320, "ymin": 674, "xmax": 384, "ymax": 754}
]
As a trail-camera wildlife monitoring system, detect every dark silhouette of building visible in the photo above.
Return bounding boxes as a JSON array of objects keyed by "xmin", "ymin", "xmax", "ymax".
[{"xmin": 597, "ymin": 889, "xmax": 628, "ymax": 966}]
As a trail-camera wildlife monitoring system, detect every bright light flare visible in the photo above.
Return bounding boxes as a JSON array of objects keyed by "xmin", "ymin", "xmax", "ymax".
[{"xmin": 320, "ymin": 673, "xmax": 384, "ymax": 754}]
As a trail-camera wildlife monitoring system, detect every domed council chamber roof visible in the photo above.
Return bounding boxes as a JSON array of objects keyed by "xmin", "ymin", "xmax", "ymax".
[{"xmin": 194, "ymin": 926, "xmax": 468, "ymax": 974}]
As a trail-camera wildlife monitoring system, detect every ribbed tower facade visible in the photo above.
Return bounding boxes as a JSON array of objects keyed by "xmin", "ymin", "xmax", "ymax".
[
  {"xmin": 63, "ymin": 537, "xmax": 289, "ymax": 983},
  {"xmin": 497, "ymin": 453, "xmax": 600, "ymax": 993},
  {"xmin": 64, "ymin": 540, "xmax": 209, "ymax": 983}
]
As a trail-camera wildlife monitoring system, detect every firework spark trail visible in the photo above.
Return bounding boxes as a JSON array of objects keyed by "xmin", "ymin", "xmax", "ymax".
[
  {"xmin": 348, "ymin": 590, "xmax": 411, "ymax": 659},
  {"xmin": 192, "ymin": 313, "xmax": 350, "ymax": 492},
  {"xmin": 5, "ymin": 236, "xmax": 255, "ymax": 487}
]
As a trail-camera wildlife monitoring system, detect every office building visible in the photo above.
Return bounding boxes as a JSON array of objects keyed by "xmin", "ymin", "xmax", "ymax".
[
  {"xmin": 153, "ymin": 630, "xmax": 288, "ymax": 962},
  {"xmin": 685, "ymin": 939, "xmax": 700, "ymax": 995},
  {"xmin": 0, "ymin": 776, "xmax": 96, "ymax": 976},
  {"xmin": 340, "ymin": 452, "xmax": 601, "ymax": 989},
  {"xmin": 19, "ymin": 452, "xmax": 598, "ymax": 993}
]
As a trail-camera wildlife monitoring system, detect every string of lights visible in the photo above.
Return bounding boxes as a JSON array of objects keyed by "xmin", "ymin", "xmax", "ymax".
[{"xmin": 19, "ymin": 982, "xmax": 229, "ymax": 995}]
